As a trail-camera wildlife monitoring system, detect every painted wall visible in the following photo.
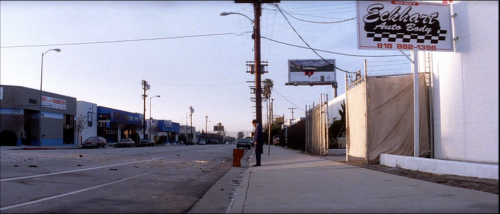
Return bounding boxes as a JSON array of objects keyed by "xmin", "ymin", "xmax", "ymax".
[
  {"xmin": 431, "ymin": 1, "xmax": 498, "ymax": 163},
  {"xmin": 76, "ymin": 101, "xmax": 98, "ymax": 146},
  {"xmin": 327, "ymin": 93, "xmax": 346, "ymax": 124}
]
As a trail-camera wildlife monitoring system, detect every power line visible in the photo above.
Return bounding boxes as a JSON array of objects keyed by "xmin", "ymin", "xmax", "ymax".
[
  {"xmin": 272, "ymin": 88, "xmax": 304, "ymax": 111},
  {"xmin": 279, "ymin": 8, "xmax": 355, "ymax": 24},
  {"xmin": 261, "ymin": 36, "xmax": 406, "ymax": 58},
  {"xmin": 0, "ymin": 32, "xmax": 251, "ymax": 49},
  {"xmin": 273, "ymin": 4, "xmax": 355, "ymax": 74}
]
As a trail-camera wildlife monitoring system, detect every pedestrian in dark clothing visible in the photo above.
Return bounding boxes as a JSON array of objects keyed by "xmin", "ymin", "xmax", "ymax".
[{"xmin": 252, "ymin": 119, "xmax": 264, "ymax": 166}]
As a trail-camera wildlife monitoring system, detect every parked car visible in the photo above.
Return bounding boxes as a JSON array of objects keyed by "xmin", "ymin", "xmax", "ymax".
[
  {"xmin": 273, "ymin": 135, "xmax": 280, "ymax": 145},
  {"xmin": 246, "ymin": 137, "xmax": 254, "ymax": 148},
  {"xmin": 185, "ymin": 140, "xmax": 196, "ymax": 145},
  {"xmin": 236, "ymin": 138, "xmax": 253, "ymax": 149},
  {"xmin": 114, "ymin": 138, "xmax": 135, "ymax": 147},
  {"xmin": 198, "ymin": 140, "xmax": 206, "ymax": 145},
  {"xmin": 81, "ymin": 136, "xmax": 107, "ymax": 149},
  {"xmin": 138, "ymin": 138, "xmax": 155, "ymax": 147}
]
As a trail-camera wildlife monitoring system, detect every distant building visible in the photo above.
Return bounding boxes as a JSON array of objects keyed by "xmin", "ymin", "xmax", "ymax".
[{"xmin": 96, "ymin": 106, "xmax": 143, "ymax": 143}]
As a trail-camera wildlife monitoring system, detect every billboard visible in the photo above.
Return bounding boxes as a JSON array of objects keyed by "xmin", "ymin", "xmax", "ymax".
[
  {"xmin": 214, "ymin": 125, "xmax": 224, "ymax": 132},
  {"xmin": 357, "ymin": 1, "xmax": 453, "ymax": 52},
  {"xmin": 287, "ymin": 59, "xmax": 336, "ymax": 86}
]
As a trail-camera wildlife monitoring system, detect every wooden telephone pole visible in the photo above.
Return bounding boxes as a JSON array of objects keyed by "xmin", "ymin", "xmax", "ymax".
[
  {"xmin": 235, "ymin": 0, "xmax": 280, "ymax": 124},
  {"xmin": 288, "ymin": 107, "xmax": 297, "ymax": 120}
]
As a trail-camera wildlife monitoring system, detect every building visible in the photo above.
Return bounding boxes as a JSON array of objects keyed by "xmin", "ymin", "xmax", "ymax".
[
  {"xmin": 0, "ymin": 85, "xmax": 76, "ymax": 146},
  {"xmin": 427, "ymin": 1, "xmax": 498, "ymax": 164},
  {"xmin": 75, "ymin": 101, "xmax": 98, "ymax": 146},
  {"xmin": 151, "ymin": 119, "xmax": 181, "ymax": 144},
  {"xmin": 179, "ymin": 125, "xmax": 197, "ymax": 142},
  {"xmin": 96, "ymin": 106, "xmax": 143, "ymax": 143}
]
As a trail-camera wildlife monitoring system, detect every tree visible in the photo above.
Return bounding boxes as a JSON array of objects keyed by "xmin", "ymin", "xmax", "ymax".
[
  {"xmin": 75, "ymin": 114, "xmax": 87, "ymax": 147},
  {"xmin": 262, "ymin": 79, "xmax": 274, "ymax": 101},
  {"xmin": 237, "ymin": 131, "xmax": 244, "ymax": 139}
]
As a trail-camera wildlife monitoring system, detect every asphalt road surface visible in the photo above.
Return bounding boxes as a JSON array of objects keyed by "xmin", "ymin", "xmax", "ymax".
[{"xmin": 0, "ymin": 144, "xmax": 242, "ymax": 213}]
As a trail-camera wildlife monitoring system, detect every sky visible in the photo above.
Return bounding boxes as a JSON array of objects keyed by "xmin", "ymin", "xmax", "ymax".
[{"xmin": 1, "ymin": 1, "xmax": 412, "ymax": 137}]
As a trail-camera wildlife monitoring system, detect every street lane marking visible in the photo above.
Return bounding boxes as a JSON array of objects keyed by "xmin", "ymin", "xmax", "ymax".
[
  {"xmin": 0, "ymin": 157, "xmax": 163, "ymax": 182},
  {"xmin": 0, "ymin": 172, "xmax": 151, "ymax": 211}
]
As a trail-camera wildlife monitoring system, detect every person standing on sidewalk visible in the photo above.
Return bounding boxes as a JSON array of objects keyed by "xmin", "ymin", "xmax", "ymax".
[{"xmin": 252, "ymin": 119, "xmax": 264, "ymax": 166}]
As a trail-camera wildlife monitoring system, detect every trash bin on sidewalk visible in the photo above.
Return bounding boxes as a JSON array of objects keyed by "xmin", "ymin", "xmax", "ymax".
[{"xmin": 233, "ymin": 148, "xmax": 244, "ymax": 167}]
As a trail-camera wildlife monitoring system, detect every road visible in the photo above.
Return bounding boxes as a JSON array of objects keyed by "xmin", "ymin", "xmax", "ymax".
[{"xmin": 0, "ymin": 144, "xmax": 244, "ymax": 213}]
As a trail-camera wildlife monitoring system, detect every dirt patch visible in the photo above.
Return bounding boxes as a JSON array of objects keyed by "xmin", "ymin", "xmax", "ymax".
[{"xmin": 341, "ymin": 160, "xmax": 498, "ymax": 195}]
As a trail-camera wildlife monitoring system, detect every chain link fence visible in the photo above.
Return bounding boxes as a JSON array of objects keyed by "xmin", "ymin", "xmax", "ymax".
[{"xmin": 345, "ymin": 71, "xmax": 431, "ymax": 162}]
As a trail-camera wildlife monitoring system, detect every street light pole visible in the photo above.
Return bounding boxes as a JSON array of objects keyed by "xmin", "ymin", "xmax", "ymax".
[
  {"xmin": 149, "ymin": 95, "xmax": 160, "ymax": 139},
  {"xmin": 39, "ymin": 48, "xmax": 61, "ymax": 147},
  {"xmin": 205, "ymin": 115, "xmax": 208, "ymax": 133}
]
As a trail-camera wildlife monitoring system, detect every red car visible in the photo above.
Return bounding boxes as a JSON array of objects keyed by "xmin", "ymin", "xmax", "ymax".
[{"xmin": 81, "ymin": 136, "xmax": 107, "ymax": 149}]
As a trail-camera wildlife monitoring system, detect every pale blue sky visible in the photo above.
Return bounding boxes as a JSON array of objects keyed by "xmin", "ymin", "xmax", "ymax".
[{"xmin": 1, "ymin": 1, "xmax": 411, "ymax": 137}]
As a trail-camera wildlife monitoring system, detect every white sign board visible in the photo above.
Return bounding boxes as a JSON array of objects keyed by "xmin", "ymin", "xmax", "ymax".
[
  {"xmin": 287, "ymin": 59, "xmax": 336, "ymax": 86},
  {"xmin": 42, "ymin": 96, "xmax": 67, "ymax": 110},
  {"xmin": 357, "ymin": 1, "xmax": 453, "ymax": 52}
]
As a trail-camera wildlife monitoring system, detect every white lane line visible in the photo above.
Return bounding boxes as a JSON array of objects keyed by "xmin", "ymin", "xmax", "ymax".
[
  {"xmin": 0, "ymin": 172, "xmax": 151, "ymax": 211},
  {"xmin": 0, "ymin": 157, "xmax": 163, "ymax": 182}
]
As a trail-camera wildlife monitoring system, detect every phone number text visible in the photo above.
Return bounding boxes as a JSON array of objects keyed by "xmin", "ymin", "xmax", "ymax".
[{"xmin": 377, "ymin": 43, "xmax": 437, "ymax": 51}]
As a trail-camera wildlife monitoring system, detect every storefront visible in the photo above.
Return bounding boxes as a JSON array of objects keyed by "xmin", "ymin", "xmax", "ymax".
[
  {"xmin": 97, "ymin": 106, "xmax": 143, "ymax": 143},
  {"xmin": 155, "ymin": 120, "xmax": 180, "ymax": 144},
  {"xmin": 0, "ymin": 85, "xmax": 76, "ymax": 146}
]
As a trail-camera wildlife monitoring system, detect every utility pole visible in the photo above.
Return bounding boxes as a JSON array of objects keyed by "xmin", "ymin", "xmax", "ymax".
[
  {"xmin": 268, "ymin": 98, "xmax": 273, "ymax": 156},
  {"xmin": 236, "ymin": 0, "xmax": 280, "ymax": 124},
  {"xmin": 141, "ymin": 80, "xmax": 149, "ymax": 139},
  {"xmin": 288, "ymin": 107, "xmax": 297, "ymax": 120},
  {"xmin": 189, "ymin": 106, "xmax": 194, "ymax": 141}
]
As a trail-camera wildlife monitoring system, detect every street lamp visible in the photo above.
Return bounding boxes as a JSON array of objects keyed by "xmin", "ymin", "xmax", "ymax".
[
  {"xmin": 149, "ymin": 95, "xmax": 160, "ymax": 139},
  {"xmin": 205, "ymin": 115, "xmax": 211, "ymax": 133},
  {"xmin": 220, "ymin": 12, "xmax": 254, "ymax": 23},
  {"xmin": 39, "ymin": 48, "xmax": 61, "ymax": 147},
  {"xmin": 220, "ymin": 10, "xmax": 263, "ymax": 125}
]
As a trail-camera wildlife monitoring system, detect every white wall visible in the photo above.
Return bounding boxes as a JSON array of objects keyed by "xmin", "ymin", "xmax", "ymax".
[
  {"xmin": 431, "ymin": 1, "xmax": 498, "ymax": 164},
  {"xmin": 76, "ymin": 101, "xmax": 98, "ymax": 145},
  {"xmin": 327, "ymin": 93, "xmax": 346, "ymax": 124}
]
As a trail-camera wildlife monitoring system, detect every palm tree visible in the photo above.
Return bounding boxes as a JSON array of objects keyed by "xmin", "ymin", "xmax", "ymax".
[{"xmin": 262, "ymin": 79, "xmax": 274, "ymax": 101}]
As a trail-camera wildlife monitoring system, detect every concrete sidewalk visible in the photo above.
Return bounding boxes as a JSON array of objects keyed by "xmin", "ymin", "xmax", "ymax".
[{"xmin": 226, "ymin": 146, "xmax": 498, "ymax": 213}]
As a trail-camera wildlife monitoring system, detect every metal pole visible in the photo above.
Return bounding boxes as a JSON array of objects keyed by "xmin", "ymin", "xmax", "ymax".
[
  {"xmin": 149, "ymin": 97, "xmax": 152, "ymax": 139},
  {"xmin": 413, "ymin": 50, "xmax": 420, "ymax": 157},
  {"xmin": 39, "ymin": 49, "xmax": 61, "ymax": 147},
  {"xmin": 39, "ymin": 52, "xmax": 44, "ymax": 147},
  {"xmin": 267, "ymin": 98, "xmax": 271, "ymax": 156},
  {"xmin": 185, "ymin": 113, "xmax": 188, "ymax": 141},
  {"xmin": 268, "ymin": 98, "xmax": 273, "ymax": 156}
]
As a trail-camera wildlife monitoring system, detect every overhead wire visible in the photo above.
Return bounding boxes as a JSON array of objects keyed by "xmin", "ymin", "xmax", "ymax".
[
  {"xmin": 0, "ymin": 32, "xmax": 250, "ymax": 49},
  {"xmin": 272, "ymin": 88, "xmax": 304, "ymax": 111},
  {"xmin": 272, "ymin": 3, "xmax": 355, "ymax": 74}
]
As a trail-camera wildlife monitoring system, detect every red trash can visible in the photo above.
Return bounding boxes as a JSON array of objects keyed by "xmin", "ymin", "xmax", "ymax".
[{"xmin": 233, "ymin": 148, "xmax": 244, "ymax": 167}]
